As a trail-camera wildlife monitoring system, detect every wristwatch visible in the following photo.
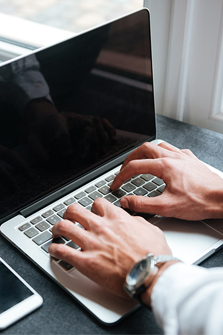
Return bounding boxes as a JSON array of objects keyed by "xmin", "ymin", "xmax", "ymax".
[{"xmin": 124, "ymin": 253, "xmax": 179, "ymax": 301}]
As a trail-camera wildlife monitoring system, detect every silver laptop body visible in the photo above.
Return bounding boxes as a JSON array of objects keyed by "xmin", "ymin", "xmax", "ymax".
[{"xmin": 1, "ymin": 8, "xmax": 223, "ymax": 324}]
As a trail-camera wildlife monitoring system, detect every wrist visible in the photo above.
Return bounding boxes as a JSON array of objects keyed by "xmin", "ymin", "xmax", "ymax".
[
  {"xmin": 140, "ymin": 260, "xmax": 180, "ymax": 307},
  {"xmin": 124, "ymin": 254, "xmax": 180, "ymax": 305},
  {"xmin": 206, "ymin": 187, "xmax": 223, "ymax": 219}
]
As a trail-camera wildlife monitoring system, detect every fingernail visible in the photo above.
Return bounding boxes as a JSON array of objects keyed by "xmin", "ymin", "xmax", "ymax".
[{"xmin": 120, "ymin": 198, "xmax": 128, "ymax": 208}]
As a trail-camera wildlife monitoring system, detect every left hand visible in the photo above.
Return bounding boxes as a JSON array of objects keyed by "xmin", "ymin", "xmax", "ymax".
[{"xmin": 48, "ymin": 198, "xmax": 171, "ymax": 299}]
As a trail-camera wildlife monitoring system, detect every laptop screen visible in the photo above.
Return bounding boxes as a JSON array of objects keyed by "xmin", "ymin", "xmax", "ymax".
[{"xmin": 0, "ymin": 9, "xmax": 155, "ymax": 223}]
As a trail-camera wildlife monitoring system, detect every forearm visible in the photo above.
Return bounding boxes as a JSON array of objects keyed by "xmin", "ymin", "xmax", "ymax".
[{"xmin": 144, "ymin": 262, "xmax": 223, "ymax": 335}]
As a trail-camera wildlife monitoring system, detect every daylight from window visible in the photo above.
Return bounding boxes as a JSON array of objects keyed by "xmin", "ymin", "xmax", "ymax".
[{"xmin": 0, "ymin": 0, "xmax": 142, "ymax": 33}]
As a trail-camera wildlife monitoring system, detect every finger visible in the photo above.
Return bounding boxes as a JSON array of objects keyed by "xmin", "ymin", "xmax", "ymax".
[
  {"xmin": 159, "ymin": 142, "xmax": 197, "ymax": 158},
  {"xmin": 49, "ymin": 242, "xmax": 85, "ymax": 268},
  {"xmin": 52, "ymin": 219, "xmax": 87, "ymax": 249},
  {"xmin": 49, "ymin": 244, "xmax": 100, "ymax": 285},
  {"xmin": 111, "ymin": 158, "xmax": 163, "ymax": 190},
  {"xmin": 91, "ymin": 197, "xmax": 126, "ymax": 219},
  {"xmin": 181, "ymin": 148, "xmax": 197, "ymax": 158},
  {"xmin": 63, "ymin": 203, "xmax": 93, "ymax": 230},
  {"xmin": 158, "ymin": 141, "xmax": 180, "ymax": 153},
  {"xmin": 119, "ymin": 142, "xmax": 175, "ymax": 171},
  {"xmin": 120, "ymin": 194, "xmax": 167, "ymax": 216}
]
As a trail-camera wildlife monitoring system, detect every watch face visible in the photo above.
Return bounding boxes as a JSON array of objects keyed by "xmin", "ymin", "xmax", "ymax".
[{"xmin": 126, "ymin": 256, "xmax": 152, "ymax": 286}]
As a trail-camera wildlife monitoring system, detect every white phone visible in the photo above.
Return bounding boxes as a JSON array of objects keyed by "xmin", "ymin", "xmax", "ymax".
[{"xmin": 0, "ymin": 257, "xmax": 43, "ymax": 330}]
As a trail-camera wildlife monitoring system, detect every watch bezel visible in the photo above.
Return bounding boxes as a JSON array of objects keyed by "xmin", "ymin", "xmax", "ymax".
[{"xmin": 124, "ymin": 253, "xmax": 157, "ymax": 298}]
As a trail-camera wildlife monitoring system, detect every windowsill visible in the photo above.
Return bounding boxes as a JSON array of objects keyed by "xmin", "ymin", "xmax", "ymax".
[{"xmin": 0, "ymin": 13, "xmax": 74, "ymax": 50}]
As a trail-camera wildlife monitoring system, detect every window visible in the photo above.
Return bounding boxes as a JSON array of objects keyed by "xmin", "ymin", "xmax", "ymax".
[
  {"xmin": 0, "ymin": 0, "xmax": 142, "ymax": 61},
  {"xmin": 144, "ymin": 0, "xmax": 223, "ymax": 134}
]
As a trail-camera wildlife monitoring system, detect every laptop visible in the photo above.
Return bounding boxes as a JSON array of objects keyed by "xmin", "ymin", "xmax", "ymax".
[{"xmin": 1, "ymin": 8, "xmax": 223, "ymax": 324}]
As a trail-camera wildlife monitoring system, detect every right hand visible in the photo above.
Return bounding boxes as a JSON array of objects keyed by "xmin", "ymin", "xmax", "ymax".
[{"xmin": 110, "ymin": 142, "xmax": 223, "ymax": 221}]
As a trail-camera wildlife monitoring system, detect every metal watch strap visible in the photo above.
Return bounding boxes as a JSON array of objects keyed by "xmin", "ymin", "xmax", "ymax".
[
  {"xmin": 124, "ymin": 254, "xmax": 180, "ymax": 303},
  {"xmin": 152, "ymin": 254, "xmax": 180, "ymax": 266}
]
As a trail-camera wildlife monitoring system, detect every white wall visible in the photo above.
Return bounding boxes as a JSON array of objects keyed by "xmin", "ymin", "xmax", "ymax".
[{"xmin": 144, "ymin": 0, "xmax": 223, "ymax": 134}]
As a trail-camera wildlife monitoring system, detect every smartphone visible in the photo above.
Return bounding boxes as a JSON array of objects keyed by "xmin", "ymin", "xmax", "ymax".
[{"xmin": 0, "ymin": 257, "xmax": 43, "ymax": 330}]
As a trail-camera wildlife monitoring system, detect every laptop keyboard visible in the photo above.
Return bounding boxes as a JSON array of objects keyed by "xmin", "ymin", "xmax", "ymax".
[{"xmin": 17, "ymin": 167, "xmax": 165, "ymax": 271}]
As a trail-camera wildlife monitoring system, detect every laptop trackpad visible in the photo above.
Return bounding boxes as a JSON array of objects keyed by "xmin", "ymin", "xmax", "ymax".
[{"xmin": 148, "ymin": 217, "xmax": 223, "ymax": 264}]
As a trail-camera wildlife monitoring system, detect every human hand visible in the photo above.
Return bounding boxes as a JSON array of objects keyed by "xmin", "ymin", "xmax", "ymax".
[
  {"xmin": 110, "ymin": 142, "xmax": 223, "ymax": 221},
  {"xmin": 48, "ymin": 198, "xmax": 171, "ymax": 299}
]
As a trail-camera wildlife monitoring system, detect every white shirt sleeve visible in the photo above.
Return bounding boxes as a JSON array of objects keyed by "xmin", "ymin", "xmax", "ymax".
[
  {"xmin": 151, "ymin": 262, "xmax": 223, "ymax": 335},
  {"xmin": 0, "ymin": 54, "xmax": 52, "ymax": 114}
]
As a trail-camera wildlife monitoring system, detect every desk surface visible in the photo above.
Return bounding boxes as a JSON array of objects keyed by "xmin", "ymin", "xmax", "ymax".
[{"xmin": 1, "ymin": 114, "xmax": 223, "ymax": 335}]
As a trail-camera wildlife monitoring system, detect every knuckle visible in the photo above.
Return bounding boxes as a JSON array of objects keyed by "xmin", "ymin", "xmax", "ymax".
[
  {"xmin": 51, "ymin": 243, "xmax": 66, "ymax": 258},
  {"xmin": 181, "ymin": 148, "xmax": 192, "ymax": 155},
  {"xmin": 128, "ymin": 196, "xmax": 143, "ymax": 211},
  {"xmin": 65, "ymin": 203, "xmax": 80, "ymax": 217},
  {"xmin": 56, "ymin": 220, "xmax": 70, "ymax": 234},
  {"xmin": 94, "ymin": 197, "xmax": 104, "ymax": 206},
  {"xmin": 141, "ymin": 142, "xmax": 150, "ymax": 150},
  {"xmin": 127, "ymin": 160, "xmax": 137, "ymax": 174}
]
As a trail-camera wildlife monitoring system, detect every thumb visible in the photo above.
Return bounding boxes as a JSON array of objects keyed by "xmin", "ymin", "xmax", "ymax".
[{"xmin": 120, "ymin": 195, "xmax": 164, "ymax": 215}]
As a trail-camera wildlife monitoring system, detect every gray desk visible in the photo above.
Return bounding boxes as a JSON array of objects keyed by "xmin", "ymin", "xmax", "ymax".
[{"xmin": 1, "ymin": 114, "xmax": 223, "ymax": 335}]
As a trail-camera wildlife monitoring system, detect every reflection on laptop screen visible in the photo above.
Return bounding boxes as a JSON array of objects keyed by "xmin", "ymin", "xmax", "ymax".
[{"xmin": 0, "ymin": 10, "xmax": 155, "ymax": 223}]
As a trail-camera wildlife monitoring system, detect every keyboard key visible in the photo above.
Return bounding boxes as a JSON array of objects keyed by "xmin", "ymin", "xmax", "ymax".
[
  {"xmin": 133, "ymin": 188, "xmax": 147, "ymax": 196},
  {"xmin": 114, "ymin": 200, "xmax": 121, "ymax": 207},
  {"xmin": 78, "ymin": 197, "xmax": 93, "ymax": 207},
  {"xmin": 42, "ymin": 210, "xmax": 54, "ymax": 218},
  {"xmin": 24, "ymin": 227, "xmax": 39, "ymax": 238},
  {"xmin": 59, "ymin": 260, "xmax": 73, "ymax": 271},
  {"xmin": 33, "ymin": 231, "xmax": 52, "ymax": 246},
  {"xmin": 148, "ymin": 190, "xmax": 161, "ymax": 197},
  {"xmin": 88, "ymin": 191, "xmax": 102, "ymax": 201},
  {"xmin": 18, "ymin": 223, "xmax": 31, "ymax": 231},
  {"xmin": 143, "ymin": 182, "xmax": 157, "ymax": 192},
  {"xmin": 57, "ymin": 209, "xmax": 66, "ymax": 218},
  {"xmin": 67, "ymin": 240, "xmax": 79, "ymax": 250},
  {"xmin": 64, "ymin": 198, "xmax": 75, "ymax": 206},
  {"xmin": 74, "ymin": 192, "xmax": 86, "ymax": 200},
  {"xmin": 157, "ymin": 184, "xmax": 166, "ymax": 193},
  {"xmin": 104, "ymin": 194, "xmax": 117, "ymax": 203},
  {"xmin": 85, "ymin": 186, "xmax": 96, "ymax": 193},
  {"xmin": 131, "ymin": 177, "xmax": 145, "ymax": 187},
  {"xmin": 76, "ymin": 223, "xmax": 85, "ymax": 229},
  {"xmin": 105, "ymin": 175, "xmax": 115, "ymax": 182},
  {"xmin": 41, "ymin": 237, "xmax": 65, "ymax": 253},
  {"xmin": 122, "ymin": 183, "xmax": 136, "ymax": 192},
  {"xmin": 46, "ymin": 215, "xmax": 61, "ymax": 225},
  {"xmin": 98, "ymin": 185, "xmax": 110, "ymax": 195},
  {"xmin": 30, "ymin": 216, "xmax": 42, "ymax": 224},
  {"xmin": 152, "ymin": 177, "xmax": 164, "ymax": 186},
  {"xmin": 35, "ymin": 221, "xmax": 51, "ymax": 232},
  {"xmin": 53, "ymin": 203, "xmax": 65, "ymax": 212},
  {"xmin": 95, "ymin": 180, "xmax": 106, "ymax": 188},
  {"xmin": 112, "ymin": 189, "xmax": 126, "ymax": 198},
  {"xmin": 141, "ymin": 174, "xmax": 154, "ymax": 181}
]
